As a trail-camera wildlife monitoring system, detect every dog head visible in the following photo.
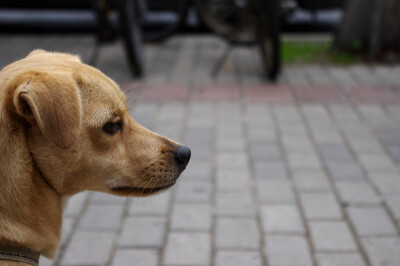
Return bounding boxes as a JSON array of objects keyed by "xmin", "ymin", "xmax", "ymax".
[{"xmin": 6, "ymin": 50, "xmax": 190, "ymax": 197}]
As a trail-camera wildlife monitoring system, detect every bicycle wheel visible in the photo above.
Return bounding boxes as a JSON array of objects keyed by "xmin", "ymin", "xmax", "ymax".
[
  {"xmin": 143, "ymin": 0, "xmax": 189, "ymax": 42},
  {"xmin": 194, "ymin": 0, "xmax": 256, "ymax": 45},
  {"xmin": 118, "ymin": 0, "xmax": 144, "ymax": 77},
  {"xmin": 253, "ymin": 0, "xmax": 281, "ymax": 81}
]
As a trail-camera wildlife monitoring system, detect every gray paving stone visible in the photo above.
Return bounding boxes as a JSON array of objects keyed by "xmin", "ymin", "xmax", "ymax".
[
  {"xmin": 111, "ymin": 249, "xmax": 159, "ymax": 266},
  {"xmin": 330, "ymin": 105, "xmax": 361, "ymax": 124},
  {"xmin": 119, "ymin": 217, "xmax": 166, "ymax": 248},
  {"xmin": 359, "ymin": 154, "xmax": 398, "ymax": 173},
  {"xmin": 132, "ymin": 103, "xmax": 157, "ymax": 127},
  {"xmin": 216, "ymin": 192, "xmax": 256, "ymax": 217},
  {"xmin": 302, "ymin": 65, "xmax": 334, "ymax": 85},
  {"xmin": 39, "ymin": 257, "xmax": 55, "ymax": 266},
  {"xmin": 374, "ymin": 66, "xmax": 400, "ymax": 86},
  {"xmin": 171, "ymin": 204, "xmax": 211, "ymax": 231},
  {"xmin": 158, "ymin": 104, "xmax": 185, "ymax": 122},
  {"xmin": 385, "ymin": 196, "xmax": 400, "ymax": 221},
  {"xmin": 347, "ymin": 206, "xmax": 398, "ymax": 237},
  {"xmin": 288, "ymin": 153, "xmax": 323, "ymax": 170},
  {"xmin": 180, "ymin": 160, "xmax": 212, "ymax": 180},
  {"xmin": 253, "ymin": 161, "xmax": 288, "ymax": 180},
  {"xmin": 256, "ymin": 180, "xmax": 295, "ymax": 203},
  {"xmin": 326, "ymin": 162, "xmax": 365, "ymax": 182},
  {"xmin": 91, "ymin": 192, "xmax": 127, "ymax": 204},
  {"xmin": 348, "ymin": 138, "xmax": 385, "ymax": 154},
  {"xmin": 386, "ymin": 105, "xmax": 400, "ymax": 124},
  {"xmin": 128, "ymin": 191, "xmax": 171, "ymax": 216},
  {"xmin": 245, "ymin": 103, "xmax": 273, "ymax": 117},
  {"xmin": 274, "ymin": 106, "xmax": 303, "ymax": 123},
  {"xmin": 367, "ymin": 172, "xmax": 400, "ymax": 195},
  {"xmin": 361, "ymin": 237, "xmax": 400, "ymax": 266},
  {"xmin": 359, "ymin": 105, "xmax": 394, "ymax": 128},
  {"xmin": 217, "ymin": 126, "xmax": 243, "ymax": 139},
  {"xmin": 248, "ymin": 128, "xmax": 277, "ymax": 142},
  {"xmin": 186, "ymin": 144, "xmax": 213, "ymax": 161},
  {"xmin": 300, "ymin": 193, "xmax": 343, "ymax": 220},
  {"xmin": 376, "ymin": 128, "xmax": 400, "ymax": 146},
  {"xmin": 265, "ymin": 235, "xmax": 313, "ymax": 266},
  {"xmin": 246, "ymin": 117, "xmax": 273, "ymax": 130},
  {"xmin": 215, "ymin": 251, "xmax": 263, "ymax": 266},
  {"xmin": 281, "ymin": 136, "xmax": 315, "ymax": 152},
  {"xmin": 358, "ymin": 105, "xmax": 387, "ymax": 119},
  {"xmin": 163, "ymin": 233, "xmax": 211, "ymax": 266},
  {"xmin": 78, "ymin": 204, "xmax": 124, "ymax": 231},
  {"xmin": 219, "ymin": 102, "xmax": 241, "ymax": 113},
  {"xmin": 313, "ymin": 130, "xmax": 344, "ymax": 144},
  {"xmin": 292, "ymin": 170, "xmax": 331, "ymax": 192},
  {"xmin": 217, "ymin": 112, "xmax": 241, "ymax": 125},
  {"xmin": 285, "ymin": 66, "xmax": 311, "ymax": 86},
  {"xmin": 249, "ymin": 142, "xmax": 282, "ymax": 161},
  {"xmin": 309, "ymin": 221, "xmax": 358, "ymax": 252},
  {"xmin": 302, "ymin": 104, "xmax": 330, "ymax": 119},
  {"xmin": 260, "ymin": 205, "xmax": 304, "ymax": 234},
  {"xmin": 245, "ymin": 105, "xmax": 273, "ymax": 124},
  {"xmin": 342, "ymin": 126, "xmax": 375, "ymax": 140},
  {"xmin": 216, "ymin": 171, "xmax": 251, "ymax": 192},
  {"xmin": 155, "ymin": 125, "xmax": 182, "ymax": 141},
  {"xmin": 387, "ymin": 146, "xmax": 400, "ymax": 163},
  {"xmin": 309, "ymin": 123, "xmax": 336, "ymax": 132},
  {"xmin": 188, "ymin": 102, "xmax": 215, "ymax": 117},
  {"xmin": 318, "ymin": 144, "xmax": 354, "ymax": 163},
  {"xmin": 60, "ymin": 217, "xmax": 75, "ymax": 248},
  {"xmin": 63, "ymin": 192, "xmax": 90, "ymax": 218},
  {"xmin": 349, "ymin": 66, "xmax": 382, "ymax": 86},
  {"xmin": 316, "ymin": 253, "xmax": 367, "ymax": 266},
  {"xmin": 329, "ymin": 66, "xmax": 359, "ymax": 87},
  {"xmin": 217, "ymin": 137, "xmax": 246, "ymax": 152},
  {"xmin": 279, "ymin": 124, "xmax": 308, "ymax": 136},
  {"xmin": 61, "ymin": 231, "xmax": 115, "ymax": 265},
  {"xmin": 217, "ymin": 153, "xmax": 249, "ymax": 171},
  {"xmin": 216, "ymin": 218, "xmax": 259, "ymax": 249},
  {"xmin": 335, "ymin": 181, "xmax": 381, "ymax": 205},
  {"xmin": 184, "ymin": 129, "xmax": 212, "ymax": 145},
  {"xmin": 175, "ymin": 180, "xmax": 211, "ymax": 203}
]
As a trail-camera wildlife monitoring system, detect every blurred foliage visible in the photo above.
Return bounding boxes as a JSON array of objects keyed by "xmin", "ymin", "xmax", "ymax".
[{"xmin": 282, "ymin": 41, "xmax": 362, "ymax": 64}]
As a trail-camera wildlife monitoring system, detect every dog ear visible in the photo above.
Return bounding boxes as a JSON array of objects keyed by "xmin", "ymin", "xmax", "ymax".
[
  {"xmin": 28, "ymin": 50, "xmax": 82, "ymax": 63},
  {"xmin": 13, "ymin": 72, "xmax": 82, "ymax": 149},
  {"xmin": 27, "ymin": 49, "xmax": 47, "ymax": 57}
]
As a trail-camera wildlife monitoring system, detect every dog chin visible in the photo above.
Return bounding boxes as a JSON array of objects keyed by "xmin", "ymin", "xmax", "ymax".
[{"xmin": 109, "ymin": 182, "xmax": 175, "ymax": 196}]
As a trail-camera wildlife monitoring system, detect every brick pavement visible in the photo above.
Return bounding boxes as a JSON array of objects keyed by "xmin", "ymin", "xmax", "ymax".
[{"xmin": 1, "ymin": 34, "xmax": 400, "ymax": 266}]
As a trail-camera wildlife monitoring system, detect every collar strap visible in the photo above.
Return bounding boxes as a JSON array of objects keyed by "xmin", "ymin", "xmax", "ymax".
[{"xmin": 0, "ymin": 245, "xmax": 40, "ymax": 266}]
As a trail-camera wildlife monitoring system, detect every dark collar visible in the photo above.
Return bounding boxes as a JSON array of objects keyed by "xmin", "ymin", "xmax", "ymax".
[{"xmin": 0, "ymin": 245, "xmax": 40, "ymax": 266}]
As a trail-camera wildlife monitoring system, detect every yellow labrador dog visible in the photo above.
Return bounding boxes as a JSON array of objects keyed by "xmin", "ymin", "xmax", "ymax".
[{"xmin": 0, "ymin": 50, "xmax": 190, "ymax": 265}]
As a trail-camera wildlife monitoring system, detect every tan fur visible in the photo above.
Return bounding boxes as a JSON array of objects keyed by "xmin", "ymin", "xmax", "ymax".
[{"xmin": 0, "ymin": 50, "xmax": 185, "ymax": 264}]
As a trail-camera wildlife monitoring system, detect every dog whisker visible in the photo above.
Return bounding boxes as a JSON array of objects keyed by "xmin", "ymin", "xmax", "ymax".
[{"xmin": 140, "ymin": 177, "xmax": 155, "ymax": 197}]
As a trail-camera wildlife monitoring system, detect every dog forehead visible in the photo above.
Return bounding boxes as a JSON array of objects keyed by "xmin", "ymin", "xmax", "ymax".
[
  {"xmin": 76, "ymin": 64, "xmax": 126, "ymax": 104},
  {"xmin": 78, "ymin": 79, "xmax": 127, "ymax": 127}
]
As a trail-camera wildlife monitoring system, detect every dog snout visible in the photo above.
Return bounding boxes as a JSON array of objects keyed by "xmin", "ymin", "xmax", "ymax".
[{"xmin": 174, "ymin": 145, "xmax": 191, "ymax": 169}]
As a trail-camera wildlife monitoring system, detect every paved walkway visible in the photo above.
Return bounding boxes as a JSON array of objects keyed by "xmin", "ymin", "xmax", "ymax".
[{"xmin": 1, "ymin": 34, "xmax": 400, "ymax": 266}]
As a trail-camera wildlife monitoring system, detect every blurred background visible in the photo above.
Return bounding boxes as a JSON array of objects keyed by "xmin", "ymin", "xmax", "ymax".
[{"xmin": 1, "ymin": 0, "xmax": 400, "ymax": 266}]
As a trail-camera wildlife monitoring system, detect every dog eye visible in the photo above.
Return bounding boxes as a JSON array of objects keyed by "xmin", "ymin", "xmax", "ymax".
[{"xmin": 103, "ymin": 121, "xmax": 122, "ymax": 135}]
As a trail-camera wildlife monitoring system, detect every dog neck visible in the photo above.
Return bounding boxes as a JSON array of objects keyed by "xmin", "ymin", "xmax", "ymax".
[{"xmin": 0, "ymin": 124, "xmax": 63, "ymax": 260}]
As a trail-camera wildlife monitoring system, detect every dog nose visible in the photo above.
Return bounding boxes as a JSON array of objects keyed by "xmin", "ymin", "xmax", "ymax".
[{"xmin": 175, "ymin": 146, "xmax": 191, "ymax": 168}]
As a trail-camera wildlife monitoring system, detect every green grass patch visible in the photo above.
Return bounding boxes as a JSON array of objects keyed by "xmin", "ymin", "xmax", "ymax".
[{"xmin": 282, "ymin": 41, "xmax": 361, "ymax": 65}]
